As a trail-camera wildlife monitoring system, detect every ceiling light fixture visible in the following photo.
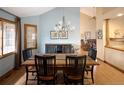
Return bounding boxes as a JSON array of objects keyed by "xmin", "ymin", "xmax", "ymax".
[
  {"xmin": 54, "ymin": 8, "xmax": 75, "ymax": 32},
  {"xmin": 117, "ymin": 13, "xmax": 123, "ymax": 17}
]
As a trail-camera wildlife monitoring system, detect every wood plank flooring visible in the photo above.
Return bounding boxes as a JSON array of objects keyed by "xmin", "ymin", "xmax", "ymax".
[
  {"xmin": 95, "ymin": 60, "xmax": 124, "ymax": 84},
  {"xmin": 0, "ymin": 59, "xmax": 124, "ymax": 85},
  {"xmin": 0, "ymin": 67, "xmax": 25, "ymax": 85}
]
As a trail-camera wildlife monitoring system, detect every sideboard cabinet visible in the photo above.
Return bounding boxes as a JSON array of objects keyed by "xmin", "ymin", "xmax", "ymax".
[{"xmin": 45, "ymin": 44, "xmax": 73, "ymax": 53}]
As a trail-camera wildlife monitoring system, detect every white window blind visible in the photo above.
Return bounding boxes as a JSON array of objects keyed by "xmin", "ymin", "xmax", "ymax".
[
  {"xmin": 3, "ymin": 22, "xmax": 15, "ymax": 54},
  {"xmin": 25, "ymin": 25, "xmax": 37, "ymax": 48}
]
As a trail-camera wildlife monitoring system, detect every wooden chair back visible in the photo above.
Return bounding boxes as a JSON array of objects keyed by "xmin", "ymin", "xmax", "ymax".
[
  {"xmin": 35, "ymin": 55, "xmax": 56, "ymax": 84},
  {"xmin": 64, "ymin": 55, "xmax": 87, "ymax": 84},
  {"xmin": 88, "ymin": 48, "xmax": 97, "ymax": 60},
  {"xmin": 22, "ymin": 48, "xmax": 32, "ymax": 61}
]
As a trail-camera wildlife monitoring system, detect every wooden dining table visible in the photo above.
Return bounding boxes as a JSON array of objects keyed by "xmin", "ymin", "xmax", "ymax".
[
  {"xmin": 22, "ymin": 53, "xmax": 99, "ymax": 67},
  {"xmin": 22, "ymin": 53, "xmax": 99, "ymax": 85}
]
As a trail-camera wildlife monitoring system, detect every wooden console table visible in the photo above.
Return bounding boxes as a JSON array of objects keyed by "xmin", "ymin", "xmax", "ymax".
[{"xmin": 45, "ymin": 44, "xmax": 73, "ymax": 53}]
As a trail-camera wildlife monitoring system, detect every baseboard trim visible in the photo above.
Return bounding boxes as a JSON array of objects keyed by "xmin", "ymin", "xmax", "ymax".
[
  {"xmin": 104, "ymin": 61, "xmax": 124, "ymax": 73},
  {"xmin": 0, "ymin": 66, "xmax": 23, "ymax": 81},
  {"xmin": 97, "ymin": 57, "xmax": 104, "ymax": 62},
  {"xmin": 97, "ymin": 57, "xmax": 124, "ymax": 73},
  {"xmin": 0, "ymin": 69, "xmax": 14, "ymax": 81}
]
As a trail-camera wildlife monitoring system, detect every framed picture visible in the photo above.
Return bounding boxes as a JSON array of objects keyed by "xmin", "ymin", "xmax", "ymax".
[
  {"xmin": 97, "ymin": 29, "xmax": 103, "ymax": 39},
  {"xmin": 59, "ymin": 31, "xmax": 68, "ymax": 39},
  {"xmin": 50, "ymin": 31, "xmax": 58, "ymax": 39},
  {"xmin": 84, "ymin": 32, "xmax": 91, "ymax": 40}
]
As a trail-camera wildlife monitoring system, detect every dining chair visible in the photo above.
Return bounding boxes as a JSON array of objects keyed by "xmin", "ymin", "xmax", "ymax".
[
  {"xmin": 22, "ymin": 48, "xmax": 36, "ymax": 85},
  {"xmin": 85, "ymin": 48, "xmax": 97, "ymax": 83},
  {"xmin": 35, "ymin": 55, "xmax": 57, "ymax": 85},
  {"xmin": 64, "ymin": 55, "xmax": 87, "ymax": 85}
]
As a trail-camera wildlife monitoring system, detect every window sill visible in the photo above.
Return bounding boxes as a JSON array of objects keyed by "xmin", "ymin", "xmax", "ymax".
[
  {"xmin": 105, "ymin": 45, "xmax": 124, "ymax": 52},
  {"xmin": 0, "ymin": 52, "xmax": 15, "ymax": 59},
  {"xmin": 25, "ymin": 47, "xmax": 37, "ymax": 49}
]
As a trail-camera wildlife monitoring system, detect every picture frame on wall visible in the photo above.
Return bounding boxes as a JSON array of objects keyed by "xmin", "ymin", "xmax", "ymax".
[
  {"xmin": 59, "ymin": 31, "xmax": 68, "ymax": 39},
  {"xmin": 50, "ymin": 31, "xmax": 58, "ymax": 39},
  {"xmin": 84, "ymin": 32, "xmax": 91, "ymax": 40}
]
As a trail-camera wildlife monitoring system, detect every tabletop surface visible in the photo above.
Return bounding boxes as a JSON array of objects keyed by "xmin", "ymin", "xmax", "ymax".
[{"xmin": 22, "ymin": 56, "xmax": 99, "ymax": 66}]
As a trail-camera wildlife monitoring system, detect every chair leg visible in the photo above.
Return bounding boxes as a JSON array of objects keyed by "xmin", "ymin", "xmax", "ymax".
[
  {"xmin": 37, "ymin": 80, "xmax": 40, "ymax": 85},
  {"xmin": 53, "ymin": 80, "xmax": 55, "ymax": 85},
  {"xmin": 82, "ymin": 74, "xmax": 84, "ymax": 85},
  {"xmin": 32, "ymin": 72, "xmax": 34, "ymax": 76},
  {"xmin": 63, "ymin": 74, "xmax": 68, "ymax": 85},
  {"xmin": 91, "ymin": 70, "xmax": 94, "ymax": 83},
  {"xmin": 26, "ymin": 73, "xmax": 28, "ymax": 85},
  {"xmin": 25, "ymin": 66, "xmax": 29, "ymax": 85},
  {"xmin": 34, "ymin": 75, "xmax": 37, "ymax": 80}
]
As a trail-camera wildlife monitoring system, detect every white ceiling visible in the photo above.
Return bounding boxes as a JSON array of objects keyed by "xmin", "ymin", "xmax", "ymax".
[
  {"xmin": 1, "ymin": 7, "xmax": 55, "ymax": 17},
  {"xmin": 102, "ymin": 7, "xmax": 117, "ymax": 14},
  {"xmin": 103, "ymin": 7, "xmax": 124, "ymax": 19},
  {"xmin": 80, "ymin": 7, "xmax": 117, "ymax": 18},
  {"xmin": 1, "ymin": 7, "xmax": 119, "ymax": 19},
  {"xmin": 80, "ymin": 7, "xmax": 96, "ymax": 17}
]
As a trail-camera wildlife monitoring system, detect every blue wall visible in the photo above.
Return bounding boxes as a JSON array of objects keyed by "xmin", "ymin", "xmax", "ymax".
[
  {"xmin": 39, "ymin": 7, "xmax": 80, "ymax": 53},
  {"xmin": 21, "ymin": 16, "xmax": 40, "ymax": 50},
  {"xmin": 21, "ymin": 7, "xmax": 80, "ymax": 53},
  {"xmin": 0, "ymin": 7, "xmax": 80, "ymax": 77},
  {"xmin": 0, "ymin": 9, "xmax": 16, "ymax": 77},
  {"xmin": 0, "ymin": 55, "xmax": 15, "ymax": 77}
]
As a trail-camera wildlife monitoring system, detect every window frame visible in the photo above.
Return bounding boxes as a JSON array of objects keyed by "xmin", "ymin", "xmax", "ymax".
[
  {"xmin": 24, "ymin": 24, "xmax": 37, "ymax": 49},
  {"xmin": 0, "ymin": 20, "xmax": 3, "ymax": 57},
  {"xmin": 0, "ymin": 18, "xmax": 16, "ymax": 58}
]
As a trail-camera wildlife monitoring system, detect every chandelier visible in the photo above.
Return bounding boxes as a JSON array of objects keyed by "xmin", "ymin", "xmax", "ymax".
[{"xmin": 54, "ymin": 8, "xmax": 75, "ymax": 32}]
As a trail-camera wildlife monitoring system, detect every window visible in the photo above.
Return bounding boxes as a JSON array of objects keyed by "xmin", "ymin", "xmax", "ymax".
[
  {"xmin": 24, "ymin": 24, "xmax": 37, "ymax": 49},
  {"xmin": 0, "ymin": 20, "xmax": 16, "ymax": 57},
  {"xmin": 3, "ymin": 22, "xmax": 15, "ymax": 54}
]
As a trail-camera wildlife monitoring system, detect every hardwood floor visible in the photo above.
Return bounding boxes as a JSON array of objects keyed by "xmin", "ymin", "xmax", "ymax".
[
  {"xmin": 0, "ymin": 67, "xmax": 25, "ymax": 85},
  {"xmin": 0, "ymin": 59, "xmax": 124, "ymax": 85},
  {"xmin": 95, "ymin": 60, "xmax": 124, "ymax": 84}
]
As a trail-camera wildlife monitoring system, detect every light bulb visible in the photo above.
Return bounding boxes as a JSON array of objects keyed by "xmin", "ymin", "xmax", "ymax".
[
  {"xmin": 58, "ymin": 25, "xmax": 62, "ymax": 29},
  {"xmin": 64, "ymin": 28, "xmax": 67, "ymax": 31},
  {"xmin": 59, "ymin": 21, "xmax": 62, "ymax": 25},
  {"xmin": 117, "ymin": 13, "xmax": 123, "ymax": 17},
  {"xmin": 72, "ymin": 26, "xmax": 75, "ymax": 30},
  {"xmin": 67, "ymin": 21, "xmax": 71, "ymax": 25},
  {"xmin": 54, "ymin": 27, "xmax": 57, "ymax": 31}
]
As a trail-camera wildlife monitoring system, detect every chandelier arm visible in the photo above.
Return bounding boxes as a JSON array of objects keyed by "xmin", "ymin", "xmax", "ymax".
[{"xmin": 54, "ymin": 8, "xmax": 75, "ymax": 32}]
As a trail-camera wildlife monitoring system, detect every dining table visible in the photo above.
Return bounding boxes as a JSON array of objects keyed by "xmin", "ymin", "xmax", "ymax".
[
  {"xmin": 22, "ymin": 52, "xmax": 100, "ymax": 85},
  {"xmin": 22, "ymin": 53, "xmax": 99, "ymax": 67}
]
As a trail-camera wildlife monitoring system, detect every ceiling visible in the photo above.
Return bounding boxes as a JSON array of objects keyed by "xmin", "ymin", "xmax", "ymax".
[
  {"xmin": 101, "ymin": 7, "xmax": 124, "ymax": 19},
  {"xmin": 1, "ymin": 7, "xmax": 118, "ymax": 18},
  {"xmin": 102, "ymin": 7, "xmax": 117, "ymax": 14},
  {"xmin": 80, "ymin": 7, "xmax": 117, "ymax": 17},
  {"xmin": 80, "ymin": 7, "xmax": 96, "ymax": 17},
  {"xmin": 1, "ymin": 7, "xmax": 55, "ymax": 17}
]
